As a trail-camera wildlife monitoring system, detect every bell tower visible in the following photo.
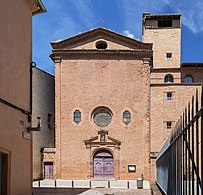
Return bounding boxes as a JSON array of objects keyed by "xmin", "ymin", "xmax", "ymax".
[{"xmin": 142, "ymin": 13, "xmax": 181, "ymax": 69}]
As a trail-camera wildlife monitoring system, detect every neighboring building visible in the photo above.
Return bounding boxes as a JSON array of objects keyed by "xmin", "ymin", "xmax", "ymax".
[
  {"xmin": 32, "ymin": 67, "xmax": 55, "ymax": 180},
  {"xmin": 142, "ymin": 13, "xmax": 203, "ymax": 181},
  {"xmin": 0, "ymin": 0, "xmax": 46, "ymax": 194},
  {"xmin": 50, "ymin": 13, "xmax": 203, "ymax": 183}
]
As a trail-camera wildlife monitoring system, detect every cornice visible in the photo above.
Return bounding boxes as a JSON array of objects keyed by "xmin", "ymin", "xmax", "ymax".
[
  {"xmin": 50, "ymin": 49, "xmax": 153, "ymax": 62},
  {"xmin": 26, "ymin": 0, "xmax": 46, "ymax": 15},
  {"xmin": 151, "ymin": 68, "xmax": 181, "ymax": 72},
  {"xmin": 150, "ymin": 83, "xmax": 201, "ymax": 87},
  {"xmin": 181, "ymin": 63, "xmax": 203, "ymax": 68},
  {"xmin": 51, "ymin": 28, "xmax": 152, "ymax": 50}
]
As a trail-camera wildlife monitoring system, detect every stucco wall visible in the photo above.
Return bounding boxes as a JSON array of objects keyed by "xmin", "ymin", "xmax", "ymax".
[
  {"xmin": 32, "ymin": 67, "xmax": 55, "ymax": 180},
  {"xmin": 0, "ymin": 0, "xmax": 33, "ymax": 194},
  {"xmin": 0, "ymin": 0, "xmax": 32, "ymax": 110}
]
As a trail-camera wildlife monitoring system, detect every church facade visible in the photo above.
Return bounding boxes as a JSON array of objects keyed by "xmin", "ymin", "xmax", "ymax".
[{"xmin": 50, "ymin": 13, "xmax": 203, "ymax": 182}]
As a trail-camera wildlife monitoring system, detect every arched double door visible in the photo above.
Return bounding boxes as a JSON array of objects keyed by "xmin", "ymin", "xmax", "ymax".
[{"xmin": 93, "ymin": 150, "xmax": 114, "ymax": 178}]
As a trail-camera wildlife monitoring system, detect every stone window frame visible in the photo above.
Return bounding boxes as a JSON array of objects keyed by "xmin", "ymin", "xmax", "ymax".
[{"xmin": 92, "ymin": 107, "xmax": 112, "ymax": 127}]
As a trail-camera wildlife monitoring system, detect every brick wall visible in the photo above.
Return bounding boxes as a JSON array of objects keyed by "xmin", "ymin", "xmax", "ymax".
[{"xmin": 55, "ymin": 57, "xmax": 151, "ymax": 180}]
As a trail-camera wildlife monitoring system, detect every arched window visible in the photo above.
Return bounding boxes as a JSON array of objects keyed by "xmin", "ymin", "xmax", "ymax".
[
  {"xmin": 184, "ymin": 75, "xmax": 193, "ymax": 83},
  {"xmin": 123, "ymin": 110, "xmax": 131, "ymax": 125},
  {"xmin": 74, "ymin": 110, "xmax": 81, "ymax": 124},
  {"xmin": 93, "ymin": 107, "xmax": 112, "ymax": 127},
  {"xmin": 164, "ymin": 74, "xmax": 174, "ymax": 83},
  {"xmin": 96, "ymin": 41, "xmax": 108, "ymax": 49}
]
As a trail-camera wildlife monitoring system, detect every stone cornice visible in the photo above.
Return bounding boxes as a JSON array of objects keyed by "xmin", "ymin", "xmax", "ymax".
[
  {"xmin": 26, "ymin": 0, "xmax": 46, "ymax": 15},
  {"xmin": 181, "ymin": 63, "xmax": 203, "ymax": 68},
  {"xmin": 151, "ymin": 83, "xmax": 201, "ymax": 87},
  {"xmin": 51, "ymin": 27, "xmax": 152, "ymax": 50},
  {"xmin": 151, "ymin": 68, "xmax": 181, "ymax": 72},
  {"xmin": 50, "ymin": 49, "xmax": 153, "ymax": 62}
]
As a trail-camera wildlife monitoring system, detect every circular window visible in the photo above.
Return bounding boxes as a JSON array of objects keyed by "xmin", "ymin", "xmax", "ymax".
[
  {"xmin": 93, "ymin": 107, "xmax": 112, "ymax": 127},
  {"xmin": 96, "ymin": 41, "xmax": 108, "ymax": 49}
]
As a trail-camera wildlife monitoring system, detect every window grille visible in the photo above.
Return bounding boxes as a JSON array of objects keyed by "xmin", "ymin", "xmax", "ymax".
[
  {"xmin": 123, "ymin": 110, "xmax": 131, "ymax": 125},
  {"xmin": 164, "ymin": 74, "xmax": 174, "ymax": 83},
  {"xmin": 93, "ymin": 108, "xmax": 112, "ymax": 127},
  {"xmin": 166, "ymin": 121, "xmax": 172, "ymax": 129},
  {"xmin": 74, "ymin": 110, "xmax": 81, "ymax": 124},
  {"xmin": 166, "ymin": 53, "xmax": 172, "ymax": 60},
  {"xmin": 184, "ymin": 75, "xmax": 193, "ymax": 83},
  {"xmin": 167, "ymin": 92, "xmax": 172, "ymax": 100}
]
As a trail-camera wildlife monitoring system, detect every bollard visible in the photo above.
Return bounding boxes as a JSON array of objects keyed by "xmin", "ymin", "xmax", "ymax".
[{"xmin": 137, "ymin": 174, "xmax": 144, "ymax": 189}]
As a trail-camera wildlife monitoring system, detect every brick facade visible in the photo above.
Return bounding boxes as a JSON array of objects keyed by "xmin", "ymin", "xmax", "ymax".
[
  {"xmin": 52, "ymin": 28, "xmax": 153, "ymax": 180},
  {"xmin": 51, "ymin": 13, "xmax": 203, "ymax": 183}
]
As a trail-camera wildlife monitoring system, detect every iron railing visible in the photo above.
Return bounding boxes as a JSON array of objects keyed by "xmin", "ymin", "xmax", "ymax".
[{"xmin": 156, "ymin": 86, "xmax": 203, "ymax": 195}]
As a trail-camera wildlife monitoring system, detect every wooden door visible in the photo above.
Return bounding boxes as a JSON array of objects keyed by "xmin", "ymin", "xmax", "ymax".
[
  {"xmin": 93, "ymin": 150, "xmax": 114, "ymax": 178},
  {"xmin": 44, "ymin": 162, "xmax": 54, "ymax": 179}
]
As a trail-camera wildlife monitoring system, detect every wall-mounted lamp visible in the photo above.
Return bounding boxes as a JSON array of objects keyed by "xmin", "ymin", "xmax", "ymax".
[{"xmin": 27, "ymin": 116, "xmax": 41, "ymax": 132}]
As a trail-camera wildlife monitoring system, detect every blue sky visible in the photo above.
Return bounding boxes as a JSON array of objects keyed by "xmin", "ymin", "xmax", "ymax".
[{"xmin": 33, "ymin": 0, "xmax": 203, "ymax": 74}]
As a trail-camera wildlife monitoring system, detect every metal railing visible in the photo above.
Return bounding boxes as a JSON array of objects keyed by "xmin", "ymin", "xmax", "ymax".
[{"xmin": 156, "ymin": 86, "xmax": 203, "ymax": 195}]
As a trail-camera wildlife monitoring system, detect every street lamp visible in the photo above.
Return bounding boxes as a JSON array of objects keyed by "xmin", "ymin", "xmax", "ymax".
[{"xmin": 27, "ymin": 116, "xmax": 41, "ymax": 132}]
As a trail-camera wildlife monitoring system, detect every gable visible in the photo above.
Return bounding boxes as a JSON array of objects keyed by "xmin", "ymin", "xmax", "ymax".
[
  {"xmin": 51, "ymin": 27, "xmax": 152, "ymax": 51},
  {"xmin": 69, "ymin": 38, "xmax": 134, "ymax": 50}
]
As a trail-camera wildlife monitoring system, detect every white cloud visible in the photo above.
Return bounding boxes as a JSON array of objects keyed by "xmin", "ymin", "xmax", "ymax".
[
  {"xmin": 123, "ymin": 30, "xmax": 135, "ymax": 38},
  {"xmin": 155, "ymin": 0, "xmax": 203, "ymax": 34},
  {"xmin": 116, "ymin": 0, "xmax": 203, "ymax": 35}
]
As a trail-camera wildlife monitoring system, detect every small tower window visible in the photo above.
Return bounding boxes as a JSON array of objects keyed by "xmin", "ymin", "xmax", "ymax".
[
  {"xmin": 74, "ymin": 110, "xmax": 81, "ymax": 124},
  {"xmin": 167, "ymin": 121, "xmax": 172, "ymax": 129},
  {"xmin": 164, "ymin": 74, "xmax": 174, "ymax": 83},
  {"xmin": 96, "ymin": 41, "xmax": 108, "ymax": 49},
  {"xmin": 123, "ymin": 110, "xmax": 131, "ymax": 125},
  {"xmin": 158, "ymin": 20, "xmax": 172, "ymax": 27},
  {"xmin": 166, "ymin": 53, "xmax": 172, "ymax": 60},
  {"xmin": 167, "ymin": 92, "xmax": 172, "ymax": 100},
  {"xmin": 184, "ymin": 75, "xmax": 193, "ymax": 83}
]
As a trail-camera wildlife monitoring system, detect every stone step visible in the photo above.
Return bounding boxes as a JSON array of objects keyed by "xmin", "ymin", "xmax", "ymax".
[{"xmin": 33, "ymin": 179, "xmax": 150, "ymax": 190}]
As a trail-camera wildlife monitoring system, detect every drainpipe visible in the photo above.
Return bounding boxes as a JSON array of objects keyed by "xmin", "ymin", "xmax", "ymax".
[{"xmin": 29, "ymin": 62, "xmax": 36, "ymax": 122}]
